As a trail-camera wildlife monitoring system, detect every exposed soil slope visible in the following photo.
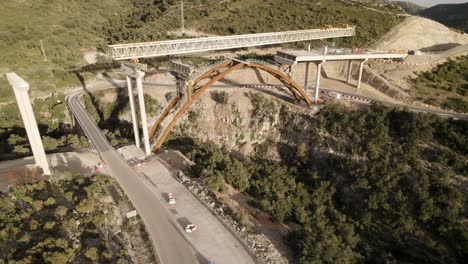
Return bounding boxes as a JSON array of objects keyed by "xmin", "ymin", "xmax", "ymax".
[{"xmin": 374, "ymin": 16, "xmax": 468, "ymax": 50}]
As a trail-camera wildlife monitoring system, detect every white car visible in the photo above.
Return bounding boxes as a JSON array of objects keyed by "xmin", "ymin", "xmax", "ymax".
[
  {"xmin": 168, "ymin": 193, "xmax": 176, "ymax": 205},
  {"xmin": 185, "ymin": 224, "xmax": 197, "ymax": 233}
]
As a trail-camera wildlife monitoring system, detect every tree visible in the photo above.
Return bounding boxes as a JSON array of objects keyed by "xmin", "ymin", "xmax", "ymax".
[
  {"xmin": 8, "ymin": 133, "xmax": 25, "ymax": 145},
  {"xmin": 67, "ymin": 134, "xmax": 80, "ymax": 148},
  {"xmin": 84, "ymin": 247, "xmax": 99, "ymax": 262},
  {"xmin": 13, "ymin": 145, "xmax": 29, "ymax": 154},
  {"xmin": 44, "ymin": 197, "xmax": 56, "ymax": 206},
  {"xmin": 54, "ymin": 206, "xmax": 68, "ymax": 218},
  {"xmin": 42, "ymin": 136, "xmax": 59, "ymax": 151},
  {"xmin": 225, "ymin": 158, "xmax": 250, "ymax": 192},
  {"xmin": 211, "ymin": 91, "xmax": 230, "ymax": 105}
]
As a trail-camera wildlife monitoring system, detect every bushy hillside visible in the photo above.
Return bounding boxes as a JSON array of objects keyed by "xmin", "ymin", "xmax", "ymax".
[
  {"xmin": 411, "ymin": 55, "xmax": 468, "ymax": 113},
  {"xmin": 108, "ymin": 0, "xmax": 402, "ymax": 48},
  {"xmin": 0, "ymin": 0, "xmax": 130, "ymax": 101},
  {"xmin": 418, "ymin": 3, "xmax": 468, "ymax": 32},
  {"xmin": 392, "ymin": 1, "xmax": 425, "ymax": 14}
]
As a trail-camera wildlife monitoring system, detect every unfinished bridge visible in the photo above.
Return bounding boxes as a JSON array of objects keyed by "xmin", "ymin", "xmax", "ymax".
[
  {"xmin": 148, "ymin": 59, "xmax": 313, "ymax": 153},
  {"xmin": 115, "ymin": 26, "xmax": 356, "ymax": 154}
]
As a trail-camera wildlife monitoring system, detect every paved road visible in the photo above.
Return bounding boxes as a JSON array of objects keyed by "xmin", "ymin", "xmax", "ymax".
[{"xmin": 67, "ymin": 91, "xmax": 198, "ymax": 264}]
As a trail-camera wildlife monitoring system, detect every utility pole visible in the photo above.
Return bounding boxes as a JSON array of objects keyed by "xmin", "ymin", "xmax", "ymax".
[
  {"xmin": 39, "ymin": 40, "xmax": 47, "ymax": 61},
  {"xmin": 181, "ymin": 0, "xmax": 185, "ymax": 33}
]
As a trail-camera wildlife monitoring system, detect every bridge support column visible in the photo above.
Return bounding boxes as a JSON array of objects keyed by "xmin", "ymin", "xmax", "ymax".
[
  {"xmin": 135, "ymin": 71, "xmax": 151, "ymax": 155},
  {"xmin": 357, "ymin": 59, "xmax": 368, "ymax": 90},
  {"xmin": 315, "ymin": 60, "xmax": 325, "ymax": 103},
  {"xmin": 304, "ymin": 62, "xmax": 310, "ymax": 91},
  {"xmin": 126, "ymin": 76, "xmax": 140, "ymax": 148},
  {"xmin": 346, "ymin": 60, "xmax": 353, "ymax": 84},
  {"xmin": 7, "ymin": 73, "xmax": 51, "ymax": 175}
]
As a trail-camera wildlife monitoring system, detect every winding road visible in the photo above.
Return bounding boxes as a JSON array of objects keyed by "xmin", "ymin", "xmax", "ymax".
[
  {"xmin": 67, "ymin": 81, "xmax": 258, "ymax": 264},
  {"xmin": 67, "ymin": 89, "xmax": 198, "ymax": 264}
]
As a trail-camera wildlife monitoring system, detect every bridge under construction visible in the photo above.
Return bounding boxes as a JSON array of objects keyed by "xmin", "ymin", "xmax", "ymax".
[
  {"xmin": 107, "ymin": 25, "xmax": 409, "ymax": 155},
  {"xmin": 275, "ymin": 48, "xmax": 408, "ymax": 101},
  {"xmin": 107, "ymin": 27, "xmax": 355, "ymax": 60}
]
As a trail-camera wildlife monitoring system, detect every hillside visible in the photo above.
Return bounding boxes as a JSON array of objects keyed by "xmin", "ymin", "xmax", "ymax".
[
  {"xmin": 410, "ymin": 55, "xmax": 468, "ymax": 113},
  {"xmin": 374, "ymin": 16, "xmax": 468, "ymax": 50},
  {"xmin": 418, "ymin": 3, "xmax": 468, "ymax": 32},
  {"xmin": 0, "ymin": 0, "xmax": 130, "ymax": 101},
  {"xmin": 392, "ymin": 1, "xmax": 425, "ymax": 14},
  {"xmin": 0, "ymin": 0, "xmax": 402, "ymax": 103},
  {"xmin": 117, "ymin": 0, "xmax": 402, "ymax": 47}
]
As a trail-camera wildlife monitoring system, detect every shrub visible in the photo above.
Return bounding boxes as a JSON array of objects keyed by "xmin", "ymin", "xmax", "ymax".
[{"xmin": 211, "ymin": 91, "xmax": 230, "ymax": 105}]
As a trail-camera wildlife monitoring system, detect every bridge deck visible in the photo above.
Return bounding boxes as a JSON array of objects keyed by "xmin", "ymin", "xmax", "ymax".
[{"xmin": 275, "ymin": 49, "xmax": 408, "ymax": 65}]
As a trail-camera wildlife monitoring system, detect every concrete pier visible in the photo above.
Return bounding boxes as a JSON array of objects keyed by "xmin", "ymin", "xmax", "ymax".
[
  {"xmin": 304, "ymin": 62, "xmax": 310, "ymax": 91},
  {"xmin": 315, "ymin": 61, "xmax": 325, "ymax": 103},
  {"xmin": 126, "ymin": 76, "xmax": 140, "ymax": 148},
  {"xmin": 135, "ymin": 71, "xmax": 151, "ymax": 155},
  {"xmin": 357, "ymin": 59, "xmax": 368, "ymax": 90},
  {"xmin": 7, "ymin": 73, "xmax": 51, "ymax": 175},
  {"xmin": 346, "ymin": 60, "xmax": 353, "ymax": 84}
]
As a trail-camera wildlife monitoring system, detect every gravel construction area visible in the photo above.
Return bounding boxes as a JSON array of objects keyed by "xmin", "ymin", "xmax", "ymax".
[{"xmin": 0, "ymin": 150, "xmax": 106, "ymax": 192}]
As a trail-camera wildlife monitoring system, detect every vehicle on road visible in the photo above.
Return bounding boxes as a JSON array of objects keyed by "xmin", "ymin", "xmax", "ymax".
[
  {"xmin": 185, "ymin": 224, "xmax": 197, "ymax": 233},
  {"xmin": 128, "ymin": 158, "xmax": 143, "ymax": 168},
  {"xmin": 168, "ymin": 193, "xmax": 176, "ymax": 205}
]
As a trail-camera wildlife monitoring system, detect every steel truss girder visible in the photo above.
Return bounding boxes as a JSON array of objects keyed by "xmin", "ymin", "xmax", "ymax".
[{"xmin": 108, "ymin": 28, "xmax": 355, "ymax": 60}]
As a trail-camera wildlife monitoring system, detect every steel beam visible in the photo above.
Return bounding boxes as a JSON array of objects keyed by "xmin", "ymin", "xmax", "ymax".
[{"xmin": 108, "ymin": 27, "xmax": 355, "ymax": 60}]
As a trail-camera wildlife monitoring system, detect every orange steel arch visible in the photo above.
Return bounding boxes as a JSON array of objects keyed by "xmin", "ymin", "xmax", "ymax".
[{"xmin": 149, "ymin": 59, "xmax": 313, "ymax": 153}]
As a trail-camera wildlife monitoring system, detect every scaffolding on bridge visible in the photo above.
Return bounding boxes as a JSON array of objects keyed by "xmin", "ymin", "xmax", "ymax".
[{"xmin": 107, "ymin": 27, "xmax": 355, "ymax": 60}]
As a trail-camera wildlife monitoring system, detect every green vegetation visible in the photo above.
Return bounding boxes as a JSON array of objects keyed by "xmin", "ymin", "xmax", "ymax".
[
  {"xmin": 0, "ymin": 94, "xmax": 88, "ymax": 161},
  {"xmin": 418, "ymin": 2, "xmax": 468, "ymax": 32},
  {"xmin": 211, "ymin": 91, "xmax": 230, "ymax": 105},
  {"xmin": 0, "ymin": 173, "xmax": 150, "ymax": 263},
  {"xmin": 109, "ymin": 0, "xmax": 401, "ymax": 48},
  {"xmin": 392, "ymin": 1, "xmax": 425, "ymax": 15},
  {"xmin": 81, "ymin": 89, "xmax": 161, "ymax": 146},
  {"xmin": 166, "ymin": 103, "xmax": 467, "ymax": 263},
  {"xmin": 0, "ymin": 0, "xmax": 130, "ymax": 102},
  {"xmin": 411, "ymin": 55, "xmax": 468, "ymax": 112}
]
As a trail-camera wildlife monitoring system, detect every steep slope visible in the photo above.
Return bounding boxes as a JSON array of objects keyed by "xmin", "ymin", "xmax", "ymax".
[
  {"xmin": 392, "ymin": 1, "xmax": 425, "ymax": 14},
  {"xmin": 374, "ymin": 16, "xmax": 468, "ymax": 50},
  {"xmin": 418, "ymin": 2, "xmax": 468, "ymax": 32}
]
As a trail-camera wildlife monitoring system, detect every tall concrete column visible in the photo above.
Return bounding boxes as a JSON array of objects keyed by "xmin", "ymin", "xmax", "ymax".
[
  {"xmin": 7, "ymin": 73, "xmax": 51, "ymax": 175},
  {"xmin": 135, "ymin": 71, "xmax": 151, "ymax": 155},
  {"xmin": 346, "ymin": 60, "xmax": 353, "ymax": 84},
  {"xmin": 357, "ymin": 59, "xmax": 368, "ymax": 90},
  {"xmin": 304, "ymin": 62, "xmax": 310, "ymax": 91},
  {"xmin": 314, "ymin": 61, "xmax": 325, "ymax": 103},
  {"xmin": 126, "ymin": 76, "xmax": 140, "ymax": 148}
]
